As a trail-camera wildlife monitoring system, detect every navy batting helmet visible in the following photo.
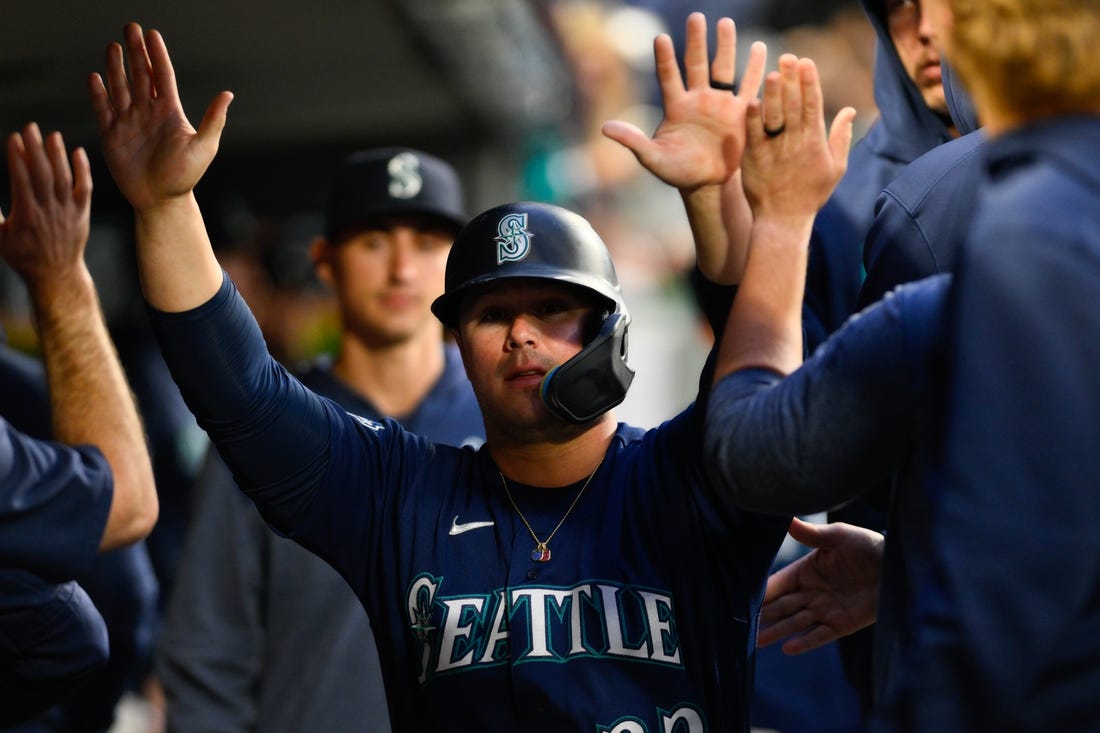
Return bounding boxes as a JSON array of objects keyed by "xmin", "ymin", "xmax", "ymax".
[{"xmin": 430, "ymin": 201, "xmax": 634, "ymax": 424}]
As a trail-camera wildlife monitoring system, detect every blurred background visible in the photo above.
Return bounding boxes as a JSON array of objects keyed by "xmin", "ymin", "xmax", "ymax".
[{"xmin": 1, "ymin": 0, "xmax": 876, "ymax": 387}]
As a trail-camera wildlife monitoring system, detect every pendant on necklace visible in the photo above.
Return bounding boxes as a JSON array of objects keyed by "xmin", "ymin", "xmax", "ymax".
[{"xmin": 532, "ymin": 543, "xmax": 551, "ymax": 562}]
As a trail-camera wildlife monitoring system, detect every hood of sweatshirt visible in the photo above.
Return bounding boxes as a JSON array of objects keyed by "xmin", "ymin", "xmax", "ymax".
[
  {"xmin": 859, "ymin": 0, "xmax": 955, "ymax": 162},
  {"xmin": 941, "ymin": 58, "xmax": 979, "ymax": 135}
]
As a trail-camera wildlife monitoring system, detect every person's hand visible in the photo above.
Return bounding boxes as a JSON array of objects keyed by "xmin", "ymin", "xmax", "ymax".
[
  {"xmin": 742, "ymin": 55, "xmax": 855, "ymax": 223},
  {"xmin": 0, "ymin": 124, "xmax": 92, "ymax": 299},
  {"xmin": 601, "ymin": 12, "xmax": 766, "ymax": 194},
  {"xmin": 758, "ymin": 517, "xmax": 883, "ymax": 654},
  {"xmin": 89, "ymin": 22, "xmax": 233, "ymax": 214}
]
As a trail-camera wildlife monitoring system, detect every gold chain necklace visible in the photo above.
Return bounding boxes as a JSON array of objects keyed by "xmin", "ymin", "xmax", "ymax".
[{"xmin": 499, "ymin": 457, "xmax": 604, "ymax": 563}]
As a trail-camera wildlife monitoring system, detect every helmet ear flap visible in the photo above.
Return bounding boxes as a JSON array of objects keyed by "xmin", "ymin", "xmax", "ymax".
[
  {"xmin": 539, "ymin": 312, "xmax": 634, "ymax": 424},
  {"xmin": 583, "ymin": 308, "xmax": 610, "ymax": 343}
]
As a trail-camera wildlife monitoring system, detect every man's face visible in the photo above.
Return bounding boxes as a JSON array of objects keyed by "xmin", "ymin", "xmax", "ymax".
[
  {"xmin": 315, "ymin": 215, "xmax": 452, "ymax": 347},
  {"xmin": 454, "ymin": 280, "xmax": 597, "ymax": 441},
  {"xmin": 918, "ymin": 0, "xmax": 955, "ymax": 55},
  {"xmin": 887, "ymin": 0, "xmax": 949, "ymax": 115}
]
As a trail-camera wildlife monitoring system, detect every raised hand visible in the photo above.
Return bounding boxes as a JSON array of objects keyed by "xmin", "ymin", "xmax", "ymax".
[
  {"xmin": 757, "ymin": 518, "xmax": 883, "ymax": 655},
  {"xmin": 0, "ymin": 124, "xmax": 92, "ymax": 299},
  {"xmin": 89, "ymin": 22, "xmax": 233, "ymax": 214},
  {"xmin": 741, "ymin": 55, "xmax": 855, "ymax": 223},
  {"xmin": 601, "ymin": 12, "xmax": 766, "ymax": 193}
]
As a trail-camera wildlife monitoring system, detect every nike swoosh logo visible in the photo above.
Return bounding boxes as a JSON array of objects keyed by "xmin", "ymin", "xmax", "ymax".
[{"xmin": 449, "ymin": 515, "xmax": 495, "ymax": 536}]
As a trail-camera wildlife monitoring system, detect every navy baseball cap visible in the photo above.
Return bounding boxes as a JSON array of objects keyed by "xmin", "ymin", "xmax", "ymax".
[{"xmin": 325, "ymin": 148, "xmax": 467, "ymax": 241}]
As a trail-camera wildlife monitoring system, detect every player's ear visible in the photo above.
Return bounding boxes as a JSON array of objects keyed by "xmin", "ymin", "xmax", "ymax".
[{"xmin": 309, "ymin": 236, "xmax": 336, "ymax": 289}]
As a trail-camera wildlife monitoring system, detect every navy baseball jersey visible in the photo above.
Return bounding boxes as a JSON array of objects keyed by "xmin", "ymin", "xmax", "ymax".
[{"xmin": 150, "ymin": 274, "xmax": 790, "ymax": 732}]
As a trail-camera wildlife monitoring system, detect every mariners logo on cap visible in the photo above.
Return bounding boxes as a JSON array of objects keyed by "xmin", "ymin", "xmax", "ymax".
[
  {"xmin": 387, "ymin": 152, "xmax": 423, "ymax": 200},
  {"xmin": 495, "ymin": 212, "xmax": 533, "ymax": 264}
]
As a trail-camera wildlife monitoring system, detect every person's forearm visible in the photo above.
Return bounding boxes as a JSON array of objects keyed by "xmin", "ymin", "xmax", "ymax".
[
  {"xmin": 706, "ymin": 276, "xmax": 947, "ymax": 514},
  {"xmin": 149, "ymin": 277, "xmax": 332, "ymax": 523},
  {"xmin": 713, "ymin": 212, "xmax": 813, "ymax": 383},
  {"xmin": 684, "ymin": 172, "xmax": 754, "ymax": 286},
  {"xmin": 718, "ymin": 172, "xmax": 753, "ymax": 280},
  {"xmin": 30, "ymin": 267, "xmax": 157, "ymax": 550},
  {"xmin": 134, "ymin": 194, "xmax": 224, "ymax": 313},
  {"xmin": 684, "ymin": 183, "xmax": 733, "ymax": 284}
]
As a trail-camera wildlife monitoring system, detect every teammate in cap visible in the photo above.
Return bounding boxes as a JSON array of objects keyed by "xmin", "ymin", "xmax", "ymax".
[
  {"xmin": 90, "ymin": 18, "xmax": 850, "ymax": 731},
  {"xmin": 156, "ymin": 147, "xmax": 483, "ymax": 732}
]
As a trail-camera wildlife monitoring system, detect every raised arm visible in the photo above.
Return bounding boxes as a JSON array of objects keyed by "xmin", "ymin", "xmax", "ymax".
[
  {"xmin": 715, "ymin": 56, "xmax": 854, "ymax": 380},
  {"xmin": 602, "ymin": 12, "xmax": 766, "ymax": 284},
  {"xmin": 0, "ymin": 125, "xmax": 156, "ymax": 551},
  {"xmin": 89, "ymin": 22, "xmax": 232, "ymax": 312},
  {"xmin": 87, "ymin": 24, "xmax": 353, "ymax": 549}
]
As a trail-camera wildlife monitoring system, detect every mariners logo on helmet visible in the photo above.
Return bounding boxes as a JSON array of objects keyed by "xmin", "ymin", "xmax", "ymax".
[
  {"xmin": 495, "ymin": 212, "xmax": 533, "ymax": 264},
  {"xmin": 387, "ymin": 152, "xmax": 423, "ymax": 199}
]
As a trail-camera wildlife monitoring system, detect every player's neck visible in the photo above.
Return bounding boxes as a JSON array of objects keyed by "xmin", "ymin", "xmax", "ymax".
[
  {"xmin": 489, "ymin": 415, "xmax": 616, "ymax": 488},
  {"xmin": 331, "ymin": 329, "xmax": 445, "ymax": 419}
]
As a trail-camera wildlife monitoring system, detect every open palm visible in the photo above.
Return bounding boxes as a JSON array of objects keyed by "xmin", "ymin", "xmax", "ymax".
[
  {"xmin": 0, "ymin": 126, "xmax": 91, "ymax": 288},
  {"xmin": 603, "ymin": 13, "xmax": 766, "ymax": 192},
  {"xmin": 89, "ymin": 23, "xmax": 232, "ymax": 213},
  {"xmin": 758, "ymin": 518, "xmax": 883, "ymax": 654}
]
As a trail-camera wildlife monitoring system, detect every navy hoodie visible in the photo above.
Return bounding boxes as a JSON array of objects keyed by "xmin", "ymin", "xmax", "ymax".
[
  {"xmin": 909, "ymin": 115, "xmax": 1100, "ymax": 733},
  {"xmin": 857, "ymin": 59, "xmax": 983, "ymax": 308}
]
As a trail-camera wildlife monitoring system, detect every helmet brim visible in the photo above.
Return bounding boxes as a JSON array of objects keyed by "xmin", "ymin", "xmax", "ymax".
[{"xmin": 431, "ymin": 270, "xmax": 621, "ymax": 330}]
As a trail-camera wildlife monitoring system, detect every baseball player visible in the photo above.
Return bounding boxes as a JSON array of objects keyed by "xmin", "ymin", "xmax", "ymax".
[
  {"xmin": 157, "ymin": 147, "xmax": 484, "ymax": 732},
  {"xmin": 90, "ymin": 18, "xmax": 851, "ymax": 732},
  {"xmin": 0, "ymin": 124, "xmax": 157, "ymax": 723}
]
